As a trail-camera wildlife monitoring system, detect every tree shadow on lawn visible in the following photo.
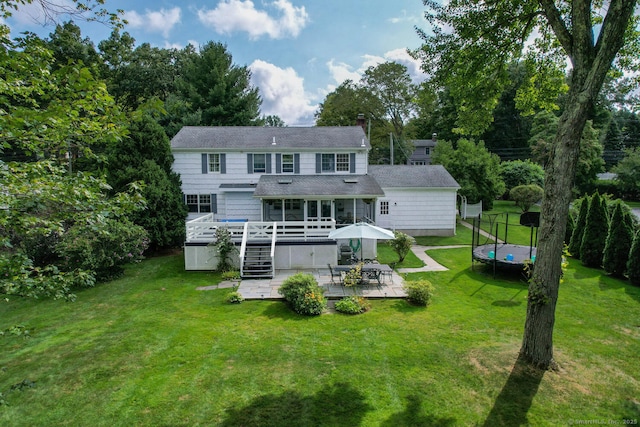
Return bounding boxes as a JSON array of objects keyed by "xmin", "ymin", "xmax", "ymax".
[
  {"xmin": 380, "ymin": 395, "xmax": 457, "ymax": 426},
  {"xmin": 219, "ymin": 382, "xmax": 371, "ymax": 427},
  {"xmin": 482, "ymin": 353, "xmax": 545, "ymax": 427},
  {"xmin": 597, "ymin": 274, "xmax": 640, "ymax": 305},
  {"xmin": 458, "ymin": 267, "xmax": 528, "ymax": 307}
]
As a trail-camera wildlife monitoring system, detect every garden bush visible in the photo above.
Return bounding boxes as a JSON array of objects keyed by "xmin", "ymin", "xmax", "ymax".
[
  {"xmin": 500, "ymin": 159, "xmax": 545, "ymax": 196},
  {"xmin": 56, "ymin": 218, "xmax": 149, "ymax": 282},
  {"xmin": 403, "ymin": 280, "xmax": 435, "ymax": 306},
  {"xmin": 388, "ymin": 231, "xmax": 416, "ymax": 263},
  {"xmin": 335, "ymin": 296, "xmax": 370, "ymax": 314},
  {"xmin": 225, "ymin": 291, "xmax": 244, "ymax": 304},
  {"xmin": 509, "ymin": 184, "xmax": 543, "ymax": 212},
  {"xmin": 212, "ymin": 227, "xmax": 238, "ymax": 272},
  {"xmin": 221, "ymin": 270, "xmax": 241, "ymax": 281},
  {"xmin": 278, "ymin": 273, "xmax": 327, "ymax": 315}
]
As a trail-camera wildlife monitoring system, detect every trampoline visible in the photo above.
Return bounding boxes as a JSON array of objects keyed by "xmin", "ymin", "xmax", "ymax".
[
  {"xmin": 473, "ymin": 243, "xmax": 536, "ymax": 270},
  {"xmin": 470, "ymin": 212, "xmax": 539, "ymax": 276}
]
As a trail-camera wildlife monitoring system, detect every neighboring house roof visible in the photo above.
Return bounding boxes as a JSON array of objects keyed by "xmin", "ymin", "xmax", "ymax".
[
  {"xmin": 254, "ymin": 175, "xmax": 384, "ymax": 198},
  {"xmin": 368, "ymin": 165, "xmax": 460, "ymax": 189},
  {"xmin": 412, "ymin": 139, "xmax": 437, "ymax": 148},
  {"xmin": 597, "ymin": 172, "xmax": 617, "ymax": 181},
  {"xmin": 170, "ymin": 126, "xmax": 370, "ymax": 150}
]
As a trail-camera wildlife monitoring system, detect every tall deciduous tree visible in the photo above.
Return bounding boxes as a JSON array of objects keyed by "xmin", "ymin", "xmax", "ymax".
[
  {"xmin": 613, "ymin": 147, "xmax": 640, "ymax": 199},
  {"xmin": 361, "ymin": 62, "xmax": 417, "ymax": 142},
  {"xmin": 415, "ymin": 0, "xmax": 639, "ymax": 369},
  {"xmin": 432, "ymin": 138, "xmax": 505, "ymax": 210},
  {"xmin": 315, "ymin": 80, "xmax": 390, "ymax": 163},
  {"xmin": 529, "ymin": 111, "xmax": 605, "ymax": 195},
  {"xmin": 1, "ymin": 22, "xmax": 146, "ymax": 300},
  {"xmin": 46, "ymin": 21, "xmax": 100, "ymax": 71}
]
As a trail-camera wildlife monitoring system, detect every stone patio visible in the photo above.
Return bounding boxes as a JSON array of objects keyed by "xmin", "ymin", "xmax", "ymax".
[
  {"xmin": 234, "ymin": 268, "xmax": 407, "ymax": 300},
  {"xmin": 197, "ymin": 243, "xmax": 466, "ymax": 300}
]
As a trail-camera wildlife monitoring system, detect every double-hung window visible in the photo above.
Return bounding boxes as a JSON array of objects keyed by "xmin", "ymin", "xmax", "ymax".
[
  {"xmin": 281, "ymin": 154, "xmax": 295, "ymax": 173},
  {"xmin": 208, "ymin": 153, "xmax": 220, "ymax": 173},
  {"xmin": 253, "ymin": 154, "xmax": 266, "ymax": 173},
  {"xmin": 186, "ymin": 194, "xmax": 212, "ymax": 213},
  {"xmin": 321, "ymin": 153, "xmax": 335, "ymax": 172},
  {"xmin": 336, "ymin": 153, "xmax": 350, "ymax": 172}
]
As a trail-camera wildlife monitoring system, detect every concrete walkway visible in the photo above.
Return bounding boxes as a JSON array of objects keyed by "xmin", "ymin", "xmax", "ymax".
[
  {"xmin": 397, "ymin": 244, "xmax": 468, "ymax": 274},
  {"xmin": 459, "ymin": 220, "xmax": 504, "ymax": 243}
]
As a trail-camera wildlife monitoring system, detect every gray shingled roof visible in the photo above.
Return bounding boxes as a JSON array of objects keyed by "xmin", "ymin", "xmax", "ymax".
[
  {"xmin": 412, "ymin": 139, "xmax": 437, "ymax": 148},
  {"xmin": 171, "ymin": 126, "xmax": 370, "ymax": 150},
  {"xmin": 368, "ymin": 165, "xmax": 460, "ymax": 189},
  {"xmin": 254, "ymin": 175, "xmax": 384, "ymax": 198}
]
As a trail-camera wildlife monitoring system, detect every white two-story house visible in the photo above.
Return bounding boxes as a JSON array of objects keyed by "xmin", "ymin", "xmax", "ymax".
[{"xmin": 171, "ymin": 126, "xmax": 459, "ymax": 276}]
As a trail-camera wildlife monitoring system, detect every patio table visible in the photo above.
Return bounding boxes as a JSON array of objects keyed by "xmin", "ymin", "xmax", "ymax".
[{"xmin": 332, "ymin": 263, "xmax": 393, "ymax": 285}]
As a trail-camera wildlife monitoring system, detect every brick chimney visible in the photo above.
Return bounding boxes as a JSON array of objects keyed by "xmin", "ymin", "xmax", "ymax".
[{"xmin": 356, "ymin": 113, "xmax": 366, "ymax": 130}]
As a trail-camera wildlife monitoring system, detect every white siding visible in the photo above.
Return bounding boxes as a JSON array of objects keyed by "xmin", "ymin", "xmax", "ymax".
[
  {"xmin": 376, "ymin": 188, "xmax": 457, "ymax": 236},
  {"xmin": 224, "ymin": 192, "xmax": 261, "ymax": 221},
  {"xmin": 173, "ymin": 150, "xmax": 370, "ymax": 190}
]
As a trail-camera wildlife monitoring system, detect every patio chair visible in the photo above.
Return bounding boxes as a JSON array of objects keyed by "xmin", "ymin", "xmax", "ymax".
[
  {"xmin": 382, "ymin": 262, "xmax": 396, "ymax": 285},
  {"xmin": 327, "ymin": 264, "xmax": 342, "ymax": 285}
]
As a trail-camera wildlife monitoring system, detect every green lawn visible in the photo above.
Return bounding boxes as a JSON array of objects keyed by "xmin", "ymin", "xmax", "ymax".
[
  {"xmin": 414, "ymin": 223, "xmax": 475, "ymax": 246},
  {"xmin": 1, "ymin": 249, "xmax": 639, "ymax": 426}
]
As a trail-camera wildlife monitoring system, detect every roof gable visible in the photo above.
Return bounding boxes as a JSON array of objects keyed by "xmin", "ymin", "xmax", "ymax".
[{"xmin": 171, "ymin": 126, "xmax": 370, "ymax": 150}]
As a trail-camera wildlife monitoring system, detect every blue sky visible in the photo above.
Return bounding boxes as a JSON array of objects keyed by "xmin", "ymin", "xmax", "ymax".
[{"xmin": 4, "ymin": 0, "xmax": 430, "ymax": 126}]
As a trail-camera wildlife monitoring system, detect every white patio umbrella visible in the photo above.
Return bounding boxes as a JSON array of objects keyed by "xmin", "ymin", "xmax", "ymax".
[{"xmin": 328, "ymin": 222, "xmax": 395, "ymax": 261}]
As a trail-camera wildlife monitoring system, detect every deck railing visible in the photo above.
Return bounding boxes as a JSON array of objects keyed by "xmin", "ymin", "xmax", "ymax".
[{"xmin": 185, "ymin": 215, "xmax": 336, "ymax": 243}]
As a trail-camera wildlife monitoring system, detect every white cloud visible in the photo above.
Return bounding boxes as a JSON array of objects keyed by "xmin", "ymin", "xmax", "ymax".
[
  {"xmin": 388, "ymin": 10, "xmax": 420, "ymax": 25},
  {"xmin": 328, "ymin": 49, "xmax": 426, "ymax": 87},
  {"xmin": 198, "ymin": 0, "xmax": 309, "ymax": 40},
  {"xmin": 327, "ymin": 59, "xmax": 362, "ymax": 85},
  {"xmin": 250, "ymin": 59, "xmax": 317, "ymax": 126},
  {"xmin": 124, "ymin": 7, "xmax": 181, "ymax": 38},
  {"xmin": 383, "ymin": 48, "xmax": 427, "ymax": 83}
]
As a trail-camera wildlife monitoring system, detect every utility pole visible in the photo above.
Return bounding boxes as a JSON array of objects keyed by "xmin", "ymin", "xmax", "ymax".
[{"xmin": 389, "ymin": 133, "xmax": 394, "ymax": 165}]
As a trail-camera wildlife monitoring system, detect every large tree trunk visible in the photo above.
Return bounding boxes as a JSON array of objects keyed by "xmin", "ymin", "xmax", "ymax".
[
  {"xmin": 520, "ymin": 0, "xmax": 636, "ymax": 371},
  {"xmin": 520, "ymin": 97, "xmax": 588, "ymax": 369}
]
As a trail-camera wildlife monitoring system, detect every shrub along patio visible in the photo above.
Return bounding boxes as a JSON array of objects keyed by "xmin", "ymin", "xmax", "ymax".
[{"xmin": 0, "ymin": 236, "xmax": 638, "ymax": 425}]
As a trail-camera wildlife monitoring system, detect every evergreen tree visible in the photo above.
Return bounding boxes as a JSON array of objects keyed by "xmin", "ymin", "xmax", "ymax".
[
  {"xmin": 580, "ymin": 193, "xmax": 609, "ymax": 268},
  {"xmin": 179, "ymin": 41, "xmax": 261, "ymax": 126},
  {"xmin": 565, "ymin": 210, "xmax": 575, "ymax": 246},
  {"xmin": 627, "ymin": 230, "xmax": 640, "ymax": 286},
  {"xmin": 602, "ymin": 201, "xmax": 634, "ymax": 277},
  {"xmin": 107, "ymin": 113, "xmax": 187, "ymax": 251},
  {"xmin": 568, "ymin": 196, "xmax": 589, "ymax": 258}
]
